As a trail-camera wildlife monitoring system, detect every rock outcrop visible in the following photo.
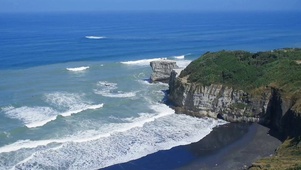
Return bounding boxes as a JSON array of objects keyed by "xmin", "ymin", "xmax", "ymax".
[
  {"xmin": 169, "ymin": 70, "xmax": 267, "ymax": 122},
  {"xmin": 150, "ymin": 60, "xmax": 179, "ymax": 83},
  {"xmin": 168, "ymin": 49, "xmax": 301, "ymax": 138},
  {"xmin": 169, "ymin": 69, "xmax": 301, "ymax": 136}
]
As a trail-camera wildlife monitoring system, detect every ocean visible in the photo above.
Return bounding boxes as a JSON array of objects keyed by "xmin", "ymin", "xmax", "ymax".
[{"xmin": 0, "ymin": 11, "xmax": 300, "ymax": 169}]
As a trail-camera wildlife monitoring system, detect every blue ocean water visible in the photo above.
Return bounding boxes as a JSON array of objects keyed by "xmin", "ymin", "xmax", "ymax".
[{"xmin": 0, "ymin": 11, "xmax": 300, "ymax": 169}]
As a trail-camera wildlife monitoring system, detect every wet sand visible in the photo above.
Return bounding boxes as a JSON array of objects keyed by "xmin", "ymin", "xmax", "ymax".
[
  {"xmin": 103, "ymin": 123, "xmax": 281, "ymax": 170},
  {"xmin": 177, "ymin": 123, "xmax": 281, "ymax": 170}
]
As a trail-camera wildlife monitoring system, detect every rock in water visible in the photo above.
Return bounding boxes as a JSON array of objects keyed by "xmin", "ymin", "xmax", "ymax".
[{"xmin": 150, "ymin": 60, "xmax": 179, "ymax": 83}]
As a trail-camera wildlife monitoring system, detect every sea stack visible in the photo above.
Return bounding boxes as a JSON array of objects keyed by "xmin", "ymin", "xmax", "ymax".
[{"xmin": 150, "ymin": 60, "xmax": 179, "ymax": 83}]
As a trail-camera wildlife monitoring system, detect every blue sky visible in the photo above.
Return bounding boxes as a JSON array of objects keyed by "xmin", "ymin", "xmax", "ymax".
[{"xmin": 0, "ymin": 0, "xmax": 300, "ymax": 13}]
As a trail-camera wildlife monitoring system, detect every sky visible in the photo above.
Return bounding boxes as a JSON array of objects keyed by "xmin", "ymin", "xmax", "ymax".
[{"xmin": 0, "ymin": 0, "xmax": 300, "ymax": 13}]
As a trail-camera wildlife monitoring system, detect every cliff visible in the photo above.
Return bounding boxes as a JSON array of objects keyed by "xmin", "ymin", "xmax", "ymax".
[
  {"xmin": 168, "ymin": 48, "xmax": 301, "ymax": 169},
  {"xmin": 169, "ymin": 49, "xmax": 301, "ymax": 135},
  {"xmin": 150, "ymin": 60, "xmax": 179, "ymax": 82},
  {"xmin": 169, "ymin": 71, "xmax": 266, "ymax": 122}
]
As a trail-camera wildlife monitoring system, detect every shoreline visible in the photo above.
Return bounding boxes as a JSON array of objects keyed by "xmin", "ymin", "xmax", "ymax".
[
  {"xmin": 102, "ymin": 123, "xmax": 281, "ymax": 170},
  {"xmin": 178, "ymin": 123, "xmax": 281, "ymax": 170}
]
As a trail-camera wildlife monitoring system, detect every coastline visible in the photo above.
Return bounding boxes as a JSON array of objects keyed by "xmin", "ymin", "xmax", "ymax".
[{"xmin": 102, "ymin": 123, "xmax": 281, "ymax": 170}]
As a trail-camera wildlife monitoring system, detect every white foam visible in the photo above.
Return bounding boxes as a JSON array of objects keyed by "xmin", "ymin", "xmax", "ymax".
[
  {"xmin": 0, "ymin": 103, "xmax": 171, "ymax": 154},
  {"xmin": 95, "ymin": 81, "xmax": 137, "ymax": 98},
  {"xmin": 9, "ymin": 114, "xmax": 227, "ymax": 170},
  {"xmin": 45, "ymin": 92, "xmax": 87, "ymax": 109},
  {"xmin": 1, "ymin": 106, "xmax": 14, "ymax": 112},
  {"xmin": 119, "ymin": 113, "xmax": 153, "ymax": 122},
  {"xmin": 1, "ymin": 101, "xmax": 227, "ymax": 169},
  {"xmin": 173, "ymin": 55, "xmax": 185, "ymax": 59},
  {"xmin": 85, "ymin": 104, "xmax": 104, "ymax": 110},
  {"xmin": 60, "ymin": 104, "xmax": 104, "ymax": 117},
  {"xmin": 176, "ymin": 59, "xmax": 192, "ymax": 68},
  {"xmin": 3, "ymin": 106, "xmax": 59, "ymax": 128},
  {"xmin": 170, "ymin": 54, "xmax": 192, "ymax": 68},
  {"xmin": 45, "ymin": 92, "xmax": 104, "ymax": 117},
  {"xmin": 3, "ymin": 92, "xmax": 104, "ymax": 128},
  {"xmin": 66, "ymin": 66, "xmax": 89, "ymax": 72},
  {"xmin": 121, "ymin": 57, "xmax": 167, "ymax": 66},
  {"xmin": 0, "ymin": 139, "xmax": 58, "ymax": 153},
  {"xmin": 137, "ymin": 79, "xmax": 169, "ymax": 86},
  {"xmin": 96, "ymin": 81, "xmax": 117, "ymax": 89},
  {"xmin": 96, "ymin": 91, "xmax": 137, "ymax": 98},
  {"xmin": 85, "ymin": 36, "xmax": 106, "ymax": 39},
  {"xmin": 120, "ymin": 56, "xmax": 191, "ymax": 69}
]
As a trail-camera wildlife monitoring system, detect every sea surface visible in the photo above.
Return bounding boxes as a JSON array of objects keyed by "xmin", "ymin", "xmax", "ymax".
[{"xmin": 0, "ymin": 11, "xmax": 300, "ymax": 169}]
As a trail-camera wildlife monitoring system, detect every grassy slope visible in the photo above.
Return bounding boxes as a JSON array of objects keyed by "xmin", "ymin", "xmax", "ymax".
[
  {"xmin": 180, "ymin": 48, "xmax": 301, "ymax": 95},
  {"xmin": 250, "ymin": 138, "xmax": 301, "ymax": 170}
]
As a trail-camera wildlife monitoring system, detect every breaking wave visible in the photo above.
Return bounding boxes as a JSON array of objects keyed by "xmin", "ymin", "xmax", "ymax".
[
  {"xmin": 120, "ymin": 55, "xmax": 191, "ymax": 68},
  {"xmin": 0, "ymin": 102, "xmax": 227, "ymax": 170},
  {"xmin": 2, "ymin": 92, "xmax": 103, "ymax": 128},
  {"xmin": 121, "ymin": 58, "xmax": 167, "ymax": 66},
  {"xmin": 85, "ymin": 36, "xmax": 106, "ymax": 39},
  {"xmin": 173, "ymin": 55, "xmax": 185, "ymax": 59},
  {"xmin": 66, "ymin": 66, "xmax": 89, "ymax": 72}
]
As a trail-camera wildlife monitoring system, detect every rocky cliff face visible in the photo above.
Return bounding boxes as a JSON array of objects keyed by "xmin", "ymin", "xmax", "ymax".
[
  {"xmin": 166, "ymin": 49, "xmax": 301, "ymax": 169},
  {"xmin": 150, "ymin": 60, "xmax": 179, "ymax": 82},
  {"xmin": 168, "ymin": 70, "xmax": 301, "ymax": 137},
  {"xmin": 169, "ymin": 70, "xmax": 267, "ymax": 122}
]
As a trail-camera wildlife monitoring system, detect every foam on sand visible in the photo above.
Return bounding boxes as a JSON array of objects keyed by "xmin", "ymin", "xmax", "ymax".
[
  {"xmin": 85, "ymin": 36, "xmax": 106, "ymax": 39},
  {"xmin": 66, "ymin": 66, "xmax": 89, "ymax": 72},
  {"xmin": 7, "ymin": 112, "xmax": 226, "ymax": 170}
]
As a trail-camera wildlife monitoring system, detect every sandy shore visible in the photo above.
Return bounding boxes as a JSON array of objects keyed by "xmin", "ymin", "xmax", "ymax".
[
  {"xmin": 177, "ymin": 123, "xmax": 281, "ymax": 170},
  {"xmin": 103, "ymin": 123, "xmax": 281, "ymax": 170}
]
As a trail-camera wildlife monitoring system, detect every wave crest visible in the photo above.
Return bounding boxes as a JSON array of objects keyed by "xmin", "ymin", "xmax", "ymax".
[
  {"xmin": 121, "ymin": 58, "xmax": 167, "ymax": 66},
  {"xmin": 4, "ymin": 114, "xmax": 227, "ymax": 169},
  {"xmin": 85, "ymin": 36, "xmax": 106, "ymax": 39},
  {"xmin": 173, "ymin": 55, "xmax": 185, "ymax": 59},
  {"xmin": 3, "ymin": 92, "xmax": 104, "ymax": 128},
  {"xmin": 66, "ymin": 66, "xmax": 89, "ymax": 72}
]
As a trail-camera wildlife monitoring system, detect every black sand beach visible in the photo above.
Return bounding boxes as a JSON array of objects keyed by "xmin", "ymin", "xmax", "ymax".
[{"xmin": 103, "ymin": 123, "xmax": 281, "ymax": 170}]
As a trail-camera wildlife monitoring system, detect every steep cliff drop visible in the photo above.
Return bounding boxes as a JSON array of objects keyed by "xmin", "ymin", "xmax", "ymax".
[{"xmin": 167, "ymin": 49, "xmax": 301, "ymax": 169}]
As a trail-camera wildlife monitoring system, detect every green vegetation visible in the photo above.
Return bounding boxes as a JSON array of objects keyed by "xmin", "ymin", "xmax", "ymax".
[
  {"xmin": 180, "ymin": 48, "xmax": 301, "ymax": 95},
  {"xmin": 249, "ymin": 138, "xmax": 301, "ymax": 170},
  {"xmin": 179, "ymin": 48, "xmax": 301, "ymax": 169}
]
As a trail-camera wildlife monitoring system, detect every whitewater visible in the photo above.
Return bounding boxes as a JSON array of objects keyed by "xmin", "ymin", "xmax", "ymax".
[
  {"xmin": 1, "ymin": 11, "xmax": 300, "ymax": 170},
  {"xmin": 0, "ymin": 54, "xmax": 229, "ymax": 169}
]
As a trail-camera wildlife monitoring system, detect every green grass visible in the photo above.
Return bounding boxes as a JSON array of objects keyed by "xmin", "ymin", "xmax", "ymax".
[
  {"xmin": 180, "ymin": 48, "xmax": 301, "ymax": 95},
  {"xmin": 249, "ymin": 137, "xmax": 301, "ymax": 170}
]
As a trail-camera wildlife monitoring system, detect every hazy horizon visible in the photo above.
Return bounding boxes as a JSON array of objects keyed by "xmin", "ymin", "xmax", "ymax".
[{"xmin": 0, "ymin": 0, "xmax": 300, "ymax": 13}]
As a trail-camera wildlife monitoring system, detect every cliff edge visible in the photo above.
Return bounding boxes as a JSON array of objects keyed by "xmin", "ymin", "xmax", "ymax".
[{"xmin": 168, "ymin": 48, "xmax": 301, "ymax": 169}]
